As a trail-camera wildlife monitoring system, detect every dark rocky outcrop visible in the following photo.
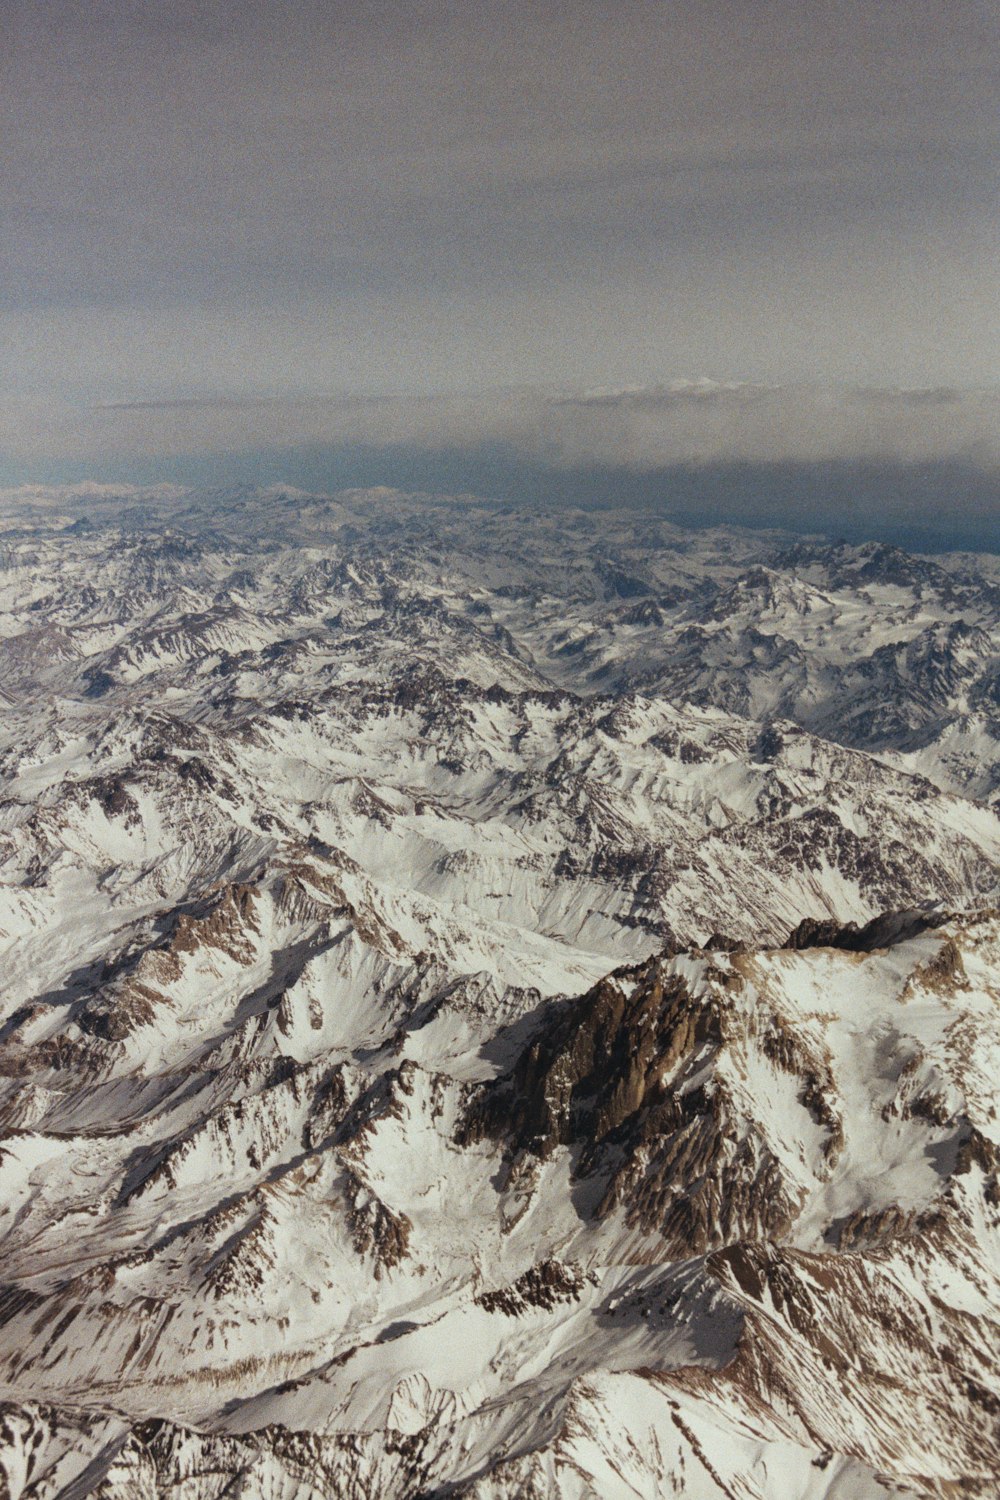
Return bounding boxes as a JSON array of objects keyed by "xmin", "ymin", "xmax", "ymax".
[{"xmin": 783, "ymin": 906, "xmax": 947, "ymax": 954}]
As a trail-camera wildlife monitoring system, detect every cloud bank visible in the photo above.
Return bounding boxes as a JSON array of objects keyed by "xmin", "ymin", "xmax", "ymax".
[
  {"xmin": 0, "ymin": 381, "xmax": 997, "ymax": 552},
  {"xmin": 2, "ymin": 0, "xmax": 999, "ymax": 399},
  {"xmin": 2, "ymin": 381, "xmax": 998, "ymax": 473}
]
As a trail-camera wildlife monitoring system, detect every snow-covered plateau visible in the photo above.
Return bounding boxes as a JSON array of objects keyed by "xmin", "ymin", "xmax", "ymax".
[{"xmin": 0, "ymin": 484, "xmax": 999, "ymax": 1496}]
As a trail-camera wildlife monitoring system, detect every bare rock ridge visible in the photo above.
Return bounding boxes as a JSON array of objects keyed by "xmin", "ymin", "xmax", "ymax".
[
  {"xmin": 0, "ymin": 484, "xmax": 998, "ymax": 1495},
  {"xmin": 781, "ymin": 907, "xmax": 948, "ymax": 953}
]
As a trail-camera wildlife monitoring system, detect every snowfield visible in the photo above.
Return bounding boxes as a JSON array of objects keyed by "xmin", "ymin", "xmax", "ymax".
[{"xmin": 0, "ymin": 485, "xmax": 998, "ymax": 1496}]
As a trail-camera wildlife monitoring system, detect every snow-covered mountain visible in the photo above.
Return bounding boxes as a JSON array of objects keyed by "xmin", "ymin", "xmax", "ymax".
[{"xmin": 1, "ymin": 484, "xmax": 1000, "ymax": 1496}]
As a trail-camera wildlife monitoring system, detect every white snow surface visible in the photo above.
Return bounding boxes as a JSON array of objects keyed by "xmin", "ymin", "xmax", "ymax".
[{"xmin": 0, "ymin": 487, "xmax": 997, "ymax": 1496}]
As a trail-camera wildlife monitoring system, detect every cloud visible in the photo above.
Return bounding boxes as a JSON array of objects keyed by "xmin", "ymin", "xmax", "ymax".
[
  {"xmin": 540, "ymin": 382, "xmax": 1000, "ymax": 469},
  {"xmin": 1, "ymin": 380, "xmax": 996, "ymax": 468},
  {"xmin": 2, "ymin": 380, "xmax": 999, "ymax": 549},
  {"xmin": 1, "ymin": 1, "xmax": 998, "ymax": 395}
]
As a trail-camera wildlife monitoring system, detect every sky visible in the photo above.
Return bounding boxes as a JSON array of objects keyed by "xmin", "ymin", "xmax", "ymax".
[{"xmin": 2, "ymin": 0, "xmax": 999, "ymax": 538}]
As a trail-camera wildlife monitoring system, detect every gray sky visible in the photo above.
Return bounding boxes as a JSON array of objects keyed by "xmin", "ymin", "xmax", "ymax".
[{"xmin": 1, "ymin": 0, "xmax": 999, "ymax": 478}]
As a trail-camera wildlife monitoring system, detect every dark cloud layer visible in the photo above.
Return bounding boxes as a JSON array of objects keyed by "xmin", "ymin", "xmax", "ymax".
[
  {"xmin": 1, "ymin": 381, "xmax": 999, "ymax": 552},
  {"xmin": 2, "ymin": 0, "xmax": 998, "ymax": 410}
]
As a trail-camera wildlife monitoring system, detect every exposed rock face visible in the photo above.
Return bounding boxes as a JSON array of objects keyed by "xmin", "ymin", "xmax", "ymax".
[
  {"xmin": 782, "ymin": 907, "xmax": 947, "ymax": 952},
  {"xmin": 476, "ymin": 1259, "xmax": 592, "ymax": 1316},
  {"xmin": 0, "ymin": 485, "xmax": 998, "ymax": 1496},
  {"xmin": 460, "ymin": 966, "xmax": 799, "ymax": 1256}
]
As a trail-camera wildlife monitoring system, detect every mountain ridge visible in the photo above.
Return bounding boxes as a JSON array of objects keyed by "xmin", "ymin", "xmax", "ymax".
[{"xmin": 0, "ymin": 486, "xmax": 999, "ymax": 1496}]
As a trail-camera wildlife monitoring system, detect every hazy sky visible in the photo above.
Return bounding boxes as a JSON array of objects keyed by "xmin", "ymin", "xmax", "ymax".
[{"xmin": 2, "ymin": 0, "xmax": 999, "ymax": 482}]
